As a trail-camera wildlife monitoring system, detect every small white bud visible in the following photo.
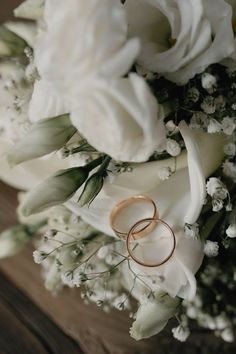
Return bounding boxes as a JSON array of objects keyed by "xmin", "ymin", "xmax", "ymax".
[
  {"xmin": 33, "ymin": 250, "xmax": 47, "ymax": 264},
  {"xmin": 20, "ymin": 166, "xmax": 89, "ymax": 216},
  {"xmin": 204, "ymin": 241, "xmax": 219, "ymax": 257},
  {"xmin": 224, "ymin": 143, "xmax": 236, "ymax": 156},
  {"xmin": 207, "ymin": 119, "xmax": 221, "ymax": 133},
  {"xmin": 166, "ymin": 139, "xmax": 181, "ymax": 157},
  {"xmin": 221, "ymin": 328, "xmax": 234, "ymax": 343},
  {"xmin": 226, "ymin": 224, "xmax": 236, "ymax": 238},
  {"xmin": 172, "ymin": 325, "xmax": 190, "ymax": 342},
  {"xmin": 158, "ymin": 166, "xmax": 172, "ymax": 180},
  {"xmin": 212, "ymin": 199, "xmax": 224, "ymax": 212},
  {"xmin": 222, "ymin": 117, "xmax": 236, "ymax": 136},
  {"xmin": 206, "ymin": 178, "xmax": 228, "ymax": 199},
  {"xmin": 7, "ymin": 114, "xmax": 76, "ymax": 165},
  {"xmin": 201, "ymin": 73, "xmax": 217, "ymax": 91},
  {"xmin": 0, "ymin": 225, "xmax": 31, "ymax": 258}
]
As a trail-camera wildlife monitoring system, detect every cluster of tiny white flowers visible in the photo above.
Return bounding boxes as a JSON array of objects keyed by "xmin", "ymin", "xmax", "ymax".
[
  {"xmin": 226, "ymin": 224, "xmax": 236, "ymax": 239},
  {"xmin": 204, "ymin": 241, "xmax": 219, "ymax": 257},
  {"xmin": 206, "ymin": 177, "xmax": 230, "ymax": 212},
  {"xmin": 166, "ymin": 138, "xmax": 181, "ymax": 157},
  {"xmin": 172, "ymin": 325, "xmax": 190, "ymax": 342},
  {"xmin": 158, "ymin": 166, "xmax": 172, "ymax": 180},
  {"xmin": 201, "ymin": 73, "xmax": 217, "ymax": 93}
]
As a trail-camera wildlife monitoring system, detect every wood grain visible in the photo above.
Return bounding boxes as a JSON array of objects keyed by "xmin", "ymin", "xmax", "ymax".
[{"xmin": 0, "ymin": 272, "xmax": 82, "ymax": 354}]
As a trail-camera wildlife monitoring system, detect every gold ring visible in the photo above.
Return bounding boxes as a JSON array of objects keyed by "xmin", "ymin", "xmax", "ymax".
[
  {"xmin": 110, "ymin": 196, "xmax": 158, "ymax": 240},
  {"xmin": 126, "ymin": 217, "xmax": 176, "ymax": 267}
]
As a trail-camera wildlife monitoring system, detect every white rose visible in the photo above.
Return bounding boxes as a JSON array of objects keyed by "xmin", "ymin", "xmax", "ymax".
[
  {"xmin": 124, "ymin": 0, "xmax": 235, "ymax": 84},
  {"xmin": 29, "ymin": 0, "xmax": 166, "ymax": 162},
  {"xmin": 70, "ymin": 75, "xmax": 166, "ymax": 162},
  {"xmin": 66, "ymin": 123, "xmax": 225, "ymax": 300},
  {"xmin": 29, "ymin": 0, "xmax": 140, "ymax": 122}
]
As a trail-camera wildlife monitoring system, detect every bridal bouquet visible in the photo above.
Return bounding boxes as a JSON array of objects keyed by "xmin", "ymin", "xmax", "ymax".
[{"xmin": 1, "ymin": 0, "xmax": 236, "ymax": 343}]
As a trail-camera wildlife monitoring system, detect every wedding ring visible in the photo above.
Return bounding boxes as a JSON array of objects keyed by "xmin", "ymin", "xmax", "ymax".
[
  {"xmin": 126, "ymin": 217, "xmax": 176, "ymax": 267},
  {"xmin": 110, "ymin": 195, "xmax": 158, "ymax": 240}
]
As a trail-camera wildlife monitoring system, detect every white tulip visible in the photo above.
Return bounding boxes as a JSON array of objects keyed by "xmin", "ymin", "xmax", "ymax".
[
  {"xmin": 130, "ymin": 292, "xmax": 181, "ymax": 340},
  {"xmin": 66, "ymin": 123, "xmax": 225, "ymax": 300},
  {"xmin": 124, "ymin": 0, "xmax": 235, "ymax": 84},
  {"xmin": 70, "ymin": 75, "xmax": 166, "ymax": 162}
]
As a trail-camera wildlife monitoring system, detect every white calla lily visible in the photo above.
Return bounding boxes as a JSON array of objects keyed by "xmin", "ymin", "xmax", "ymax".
[
  {"xmin": 124, "ymin": 0, "xmax": 235, "ymax": 84},
  {"xmin": 66, "ymin": 123, "xmax": 225, "ymax": 300}
]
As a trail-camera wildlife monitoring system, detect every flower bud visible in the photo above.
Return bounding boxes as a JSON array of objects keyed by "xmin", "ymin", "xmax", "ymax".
[
  {"xmin": 130, "ymin": 292, "xmax": 181, "ymax": 341},
  {"xmin": 0, "ymin": 225, "xmax": 32, "ymax": 258},
  {"xmin": 14, "ymin": 0, "xmax": 44, "ymax": 20},
  {"xmin": 7, "ymin": 114, "xmax": 76, "ymax": 166},
  {"xmin": 20, "ymin": 167, "xmax": 89, "ymax": 216},
  {"xmin": 78, "ymin": 172, "xmax": 104, "ymax": 207},
  {"xmin": 0, "ymin": 25, "xmax": 27, "ymax": 57}
]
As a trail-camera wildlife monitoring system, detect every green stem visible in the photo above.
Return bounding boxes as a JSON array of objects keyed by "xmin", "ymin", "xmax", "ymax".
[
  {"xmin": 97, "ymin": 156, "xmax": 111, "ymax": 175},
  {"xmin": 85, "ymin": 156, "xmax": 104, "ymax": 172}
]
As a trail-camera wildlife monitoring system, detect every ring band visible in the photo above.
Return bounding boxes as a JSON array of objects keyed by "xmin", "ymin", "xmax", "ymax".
[
  {"xmin": 126, "ymin": 217, "xmax": 176, "ymax": 267},
  {"xmin": 110, "ymin": 196, "xmax": 158, "ymax": 240}
]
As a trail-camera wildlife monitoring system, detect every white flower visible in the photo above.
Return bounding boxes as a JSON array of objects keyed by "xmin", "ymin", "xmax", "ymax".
[
  {"xmin": 0, "ymin": 225, "xmax": 31, "ymax": 258},
  {"xmin": 130, "ymin": 292, "xmax": 181, "ymax": 340},
  {"xmin": 201, "ymin": 97, "xmax": 216, "ymax": 115},
  {"xmin": 221, "ymin": 328, "xmax": 234, "ymax": 343},
  {"xmin": 29, "ymin": 0, "xmax": 141, "ymax": 123},
  {"xmin": 158, "ymin": 166, "xmax": 172, "ymax": 180},
  {"xmin": 172, "ymin": 325, "xmax": 190, "ymax": 342},
  {"xmin": 223, "ymin": 160, "xmax": 236, "ymax": 182},
  {"xmin": 29, "ymin": 0, "xmax": 166, "ymax": 162},
  {"xmin": 224, "ymin": 143, "xmax": 236, "ymax": 156},
  {"xmin": 33, "ymin": 250, "xmax": 47, "ymax": 264},
  {"xmin": 222, "ymin": 116, "xmax": 236, "ymax": 135},
  {"xmin": 212, "ymin": 199, "xmax": 224, "ymax": 212},
  {"xmin": 166, "ymin": 139, "xmax": 181, "ymax": 157},
  {"xmin": 204, "ymin": 241, "xmax": 219, "ymax": 257},
  {"xmin": 206, "ymin": 177, "xmax": 228, "ymax": 199},
  {"xmin": 66, "ymin": 123, "xmax": 225, "ymax": 300},
  {"xmin": 124, "ymin": 0, "xmax": 235, "ymax": 84},
  {"xmin": 70, "ymin": 75, "xmax": 166, "ymax": 162},
  {"xmin": 201, "ymin": 73, "xmax": 217, "ymax": 91},
  {"xmin": 207, "ymin": 119, "xmax": 222, "ymax": 134},
  {"xmin": 226, "ymin": 224, "xmax": 236, "ymax": 238}
]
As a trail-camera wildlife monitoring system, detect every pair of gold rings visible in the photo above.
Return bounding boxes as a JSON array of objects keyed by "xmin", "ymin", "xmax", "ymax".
[{"xmin": 110, "ymin": 195, "xmax": 176, "ymax": 267}]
